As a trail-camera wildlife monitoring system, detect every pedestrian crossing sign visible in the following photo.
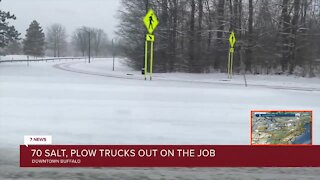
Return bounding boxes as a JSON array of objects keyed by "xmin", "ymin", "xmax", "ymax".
[{"xmin": 143, "ymin": 9, "xmax": 159, "ymax": 34}]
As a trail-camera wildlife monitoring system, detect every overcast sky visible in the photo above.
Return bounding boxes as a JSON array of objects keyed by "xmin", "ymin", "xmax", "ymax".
[{"xmin": 1, "ymin": 0, "xmax": 121, "ymax": 39}]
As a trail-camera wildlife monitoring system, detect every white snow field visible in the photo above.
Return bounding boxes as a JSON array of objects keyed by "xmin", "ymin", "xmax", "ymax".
[
  {"xmin": 0, "ymin": 55, "xmax": 52, "ymax": 61},
  {"xmin": 1, "ymin": 58, "xmax": 320, "ymax": 179}
]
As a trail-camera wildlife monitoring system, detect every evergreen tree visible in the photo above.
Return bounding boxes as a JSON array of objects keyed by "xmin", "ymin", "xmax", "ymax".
[
  {"xmin": 23, "ymin": 20, "xmax": 45, "ymax": 56},
  {"xmin": 0, "ymin": 0, "xmax": 20, "ymax": 48},
  {"xmin": 4, "ymin": 40, "xmax": 22, "ymax": 54}
]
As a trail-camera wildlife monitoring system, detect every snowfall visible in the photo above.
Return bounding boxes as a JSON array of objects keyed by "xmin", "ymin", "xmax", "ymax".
[{"xmin": 1, "ymin": 55, "xmax": 320, "ymax": 179}]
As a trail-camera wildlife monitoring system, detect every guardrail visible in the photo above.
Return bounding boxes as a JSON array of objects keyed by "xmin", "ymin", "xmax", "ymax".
[{"xmin": 0, "ymin": 57, "xmax": 85, "ymax": 63}]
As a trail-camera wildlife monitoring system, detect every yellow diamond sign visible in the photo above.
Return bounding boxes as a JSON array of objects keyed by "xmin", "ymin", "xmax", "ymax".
[
  {"xmin": 144, "ymin": 9, "xmax": 159, "ymax": 34},
  {"xmin": 229, "ymin": 31, "xmax": 236, "ymax": 48}
]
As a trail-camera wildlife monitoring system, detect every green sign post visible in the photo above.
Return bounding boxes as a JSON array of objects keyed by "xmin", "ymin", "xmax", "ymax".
[
  {"xmin": 228, "ymin": 31, "xmax": 236, "ymax": 79},
  {"xmin": 143, "ymin": 9, "xmax": 159, "ymax": 80}
]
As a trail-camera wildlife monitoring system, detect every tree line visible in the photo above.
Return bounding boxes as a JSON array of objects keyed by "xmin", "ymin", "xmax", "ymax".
[
  {"xmin": 118, "ymin": 0, "xmax": 320, "ymax": 77},
  {"xmin": 2, "ymin": 21, "xmax": 113, "ymax": 58},
  {"xmin": 0, "ymin": 0, "xmax": 113, "ymax": 58}
]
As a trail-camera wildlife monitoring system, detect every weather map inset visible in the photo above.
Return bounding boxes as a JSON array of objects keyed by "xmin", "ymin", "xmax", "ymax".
[{"xmin": 251, "ymin": 111, "xmax": 312, "ymax": 145}]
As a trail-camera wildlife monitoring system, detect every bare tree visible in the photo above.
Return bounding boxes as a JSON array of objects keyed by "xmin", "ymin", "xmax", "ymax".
[
  {"xmin": 72, "ymin": 27, "xmax": 91, "ymax": 57},
  {"xmin": 288, "ymin": 0, "xmax": 301, "ymax": 73},
  {"xmin": 197, "ymin": 0, "xmax": 204, "ymax": 70},
  {"xmin": 188, "ymin": 0, "xmax": 196, "ymax": 72},
  {"xmin": 117, "ymin": 0, "xmax": 320, "ymax": 76},
  {"xmin": 92, "ymin": 29, "xmax": 108, "ymax": 57},
  {"xmin": 281, "ymin": 0, "xmax": 290, "ymax": 72},
  {"xmin": 246, "ymin": 0, "xmax": 253, "ymax": 72},
  {"xmin": 72, "ymin": 27, "xmax": 109, "ymax": 57},
  {"xmin": 46, "ymin": 24, "xmax": 67, "ymax": 57}
]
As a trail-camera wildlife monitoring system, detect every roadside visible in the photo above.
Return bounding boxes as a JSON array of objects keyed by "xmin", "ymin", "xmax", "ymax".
[{"xmin": 66, "ymin": 58, "xmax": 320, "ymax": 91}]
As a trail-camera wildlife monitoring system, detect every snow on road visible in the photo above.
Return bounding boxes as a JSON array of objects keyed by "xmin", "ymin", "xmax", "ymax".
[
  {"xmin": 0, "ymin": 58, "xmax": 320, "ymax": 179},
  {"xmin": 0, "ymin": 58, "xmax": 319, "ymax": 147}
]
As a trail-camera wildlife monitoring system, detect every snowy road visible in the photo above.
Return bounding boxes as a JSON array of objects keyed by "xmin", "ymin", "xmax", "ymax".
[
  {"xmin": 1, "ymin": 58, "xmax": 320, "ymax": 179},
  {"xmin": 2, "ymin": 59, "xmax": 319, "ymax": 146}
]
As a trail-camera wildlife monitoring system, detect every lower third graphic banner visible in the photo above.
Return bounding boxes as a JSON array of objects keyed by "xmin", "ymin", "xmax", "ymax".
[{"xmin": 20, "ymin": 145, "xmax": 320, "ymax": 167}]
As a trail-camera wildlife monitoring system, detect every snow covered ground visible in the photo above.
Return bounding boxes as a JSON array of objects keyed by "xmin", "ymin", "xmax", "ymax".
[
  {"xmin": 0, "ymin": 55, "xmax": 47, "ymax": 61},
  {"xmin": 0, "ymin": 55, "xmax": 84, "ymax": 62},
  {"xmin": 69, "ymin": 58, "xmax": 320, "ymax": 91},
  {"xmin": 1, "ymin": 58, "xmax": 320, "ymax": 179}
]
